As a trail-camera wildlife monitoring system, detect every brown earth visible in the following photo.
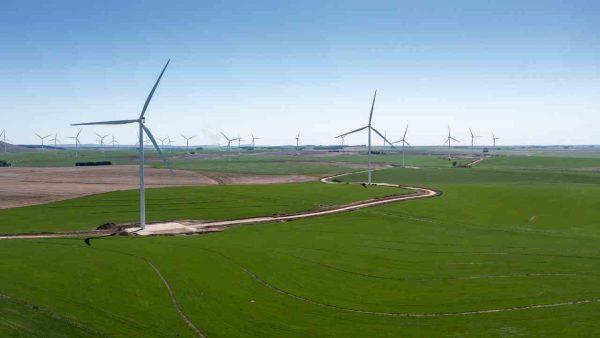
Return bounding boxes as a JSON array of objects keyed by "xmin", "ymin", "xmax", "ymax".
[{"xmin": 0, "ymin": 165, "xmax": 316, "ymax": 209}]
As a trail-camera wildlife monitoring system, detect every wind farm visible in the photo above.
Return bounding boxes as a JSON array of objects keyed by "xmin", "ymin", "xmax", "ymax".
[{"xmin": 1, "ymin": 2, "xmax": 599, "ymax": 337}]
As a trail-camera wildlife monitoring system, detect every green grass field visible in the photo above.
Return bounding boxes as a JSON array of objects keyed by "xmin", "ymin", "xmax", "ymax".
[{"xmin": 0, "ymin": 153, "xmax": 599, "ymax": 337}]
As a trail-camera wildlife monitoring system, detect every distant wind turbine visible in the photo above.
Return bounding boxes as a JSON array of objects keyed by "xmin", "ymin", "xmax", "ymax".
[
  {"xmin": 35, "ymin": 133, "xmax": 51, "ymax": 151},
  {"xmin": 444, "ymin": 126, "xmax": 459, "ymax": 160},
  {"xmin": 181, "ymin": 134, "xmax": 195, "ymax": 153},
  {"xmin": 491, "ymin": 132, "xmax": 500, "ymax": 148},
  {"xmin": 71, "ymin": 59, "xmax": 173, "ymax": 230},
  {"xmin": 250, "ymin": 133, "xmax": 260, "ymax": 150},
  {"xmin": 1, "ymin": 130, "xmax": 9, "ymax": 153},
  {"xmin": 96, "ymin": 133, "xmax": 109, "ymax": 147},
  {"xmin": 295, "ymin": 132, "xmax": 300, "ymax": 151},
  {"xmin": 66, "ymin": 129, "xmax": 82, "ymax": 157},
  {"xmin": 110, "ymin": 135, "xmax": 119, "ymax": 148},
  {"xmin": 49, "ymin": 133, "xmax": 60, "ymax": 148},
  {"xmin": 469, "ymin": 128, "xmax": 481, "ymax": 155},
  {"xmin": 392, "ymin": 125, "xmax": 411, "ymax": 167},
  {"xmin": 237, "ymin": 135, "xmax": 242, "ymax": 149},
  {"xmin": 220, "ymin": 132, "xmax": 238, "ymax": 151},
  {"xmin": 335, "ymin": 90, "xmax": 394, "ymax": 185}
]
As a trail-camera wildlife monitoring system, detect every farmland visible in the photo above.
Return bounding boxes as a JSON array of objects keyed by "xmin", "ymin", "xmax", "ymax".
[{"xmin": 0, "ymin": 151, "xmax": 599, "ymax": 336}]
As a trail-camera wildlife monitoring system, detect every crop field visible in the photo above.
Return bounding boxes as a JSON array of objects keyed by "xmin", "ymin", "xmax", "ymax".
[{"xmin": 0, "ymin": 152, "xmax": 599, "ymax": 337}]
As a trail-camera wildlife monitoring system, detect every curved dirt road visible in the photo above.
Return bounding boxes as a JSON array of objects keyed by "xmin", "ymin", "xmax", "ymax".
[{"xmin": 0, "ymin": 171, "xmax": 439, "ymax": 239}]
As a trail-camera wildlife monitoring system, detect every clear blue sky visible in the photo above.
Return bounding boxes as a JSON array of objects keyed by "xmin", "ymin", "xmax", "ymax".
[{"xmin": 1, "ymin": 0, "xmax": 599, "ymax": 146}]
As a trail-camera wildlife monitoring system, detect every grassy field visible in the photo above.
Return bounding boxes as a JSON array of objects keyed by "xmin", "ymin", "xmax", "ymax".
[
  {"xmin": 0, "ymin": 154, "xmax": 599, "ymax": 337},
  {"xmin": 0, "ymin": 182, "xmax": 401, "ymax": 235}
]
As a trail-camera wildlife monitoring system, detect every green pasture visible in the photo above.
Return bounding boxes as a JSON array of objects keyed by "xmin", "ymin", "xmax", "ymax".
[
  {"xmin": 0, "ymin": 154, "xmax": 599, "ymax": 336},
  {"xmin": 0, "ymin": 182, "xmax": 401, "ymax": 235}
]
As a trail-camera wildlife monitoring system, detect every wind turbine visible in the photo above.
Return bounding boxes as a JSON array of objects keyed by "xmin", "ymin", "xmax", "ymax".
[
  {"xmin": 335, "ymin": 90, "xmax": 394, "ymax": 185},
  {"xmin": 35, "ymin": 133, "xmax": 51, "ymax": 151},
  {"xmin": 392, "ymin": 125, "xmax": 411, "ymax": 167},
  {"xmin": 66, "ymin": 129, "xmax": 82, "ymax": 157},
  {"xmin": 250, "ymin": 133, "xmax": 260, "ymax": 150},
  {"xmin": 295, "ymin": 132, "xmax": 300, "ymax": 151},
  {"xmin": 220, "ymin": 132, "xmax": 236, "ymax": 151},
  {"xmin": 491, "ymin": 132, "xmax": 500, "ymax": 148},
  {"xmin": 181, "ymin": 134, "xmax": 195, "ymax": 153},
  {"xmin": 48, "ymin": 132, "xmax": 60, "ymax": 148},
  {"xmin": 444, "ymin": 126, "xmax": 459, "ymax": 160},
  {"xmin": 167, "ymin": 136, "xmax": 174, "ymax": 152},
  {"xmin": 1, "ymin": 130, "xmax": 9, "ymax": 153},
  {"xmin": 96, "ymin": 133, "xmax": 109, "ymax": 147},
  {"xmin": 469, "ymin": 128, "xmax": 481, "ymax": 155},
  {"xmin": 71, "ymin": 59, "xmax": 173, "ymax": 230},
  {"xmin": 110, "ymin": 135, "xmax": 119, "ymax": 148}
]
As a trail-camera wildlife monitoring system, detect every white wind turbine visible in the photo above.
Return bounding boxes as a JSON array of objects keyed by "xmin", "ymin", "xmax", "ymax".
[
  {"xmin": 220, "ymin": 132, "xmax": 238, "ymax": 151},
  {"xmin": 392, "ymin": 125, "xmax": 411, "ymax": 167},
  {"xmin": 444, "ymin": 126, "xmax": 459, "ymax": 160},
  {"xmin": 1, "ymin": 130, "xmax": 10, "ymax": 153},
  {"xmin": 295, "ymin": 132, "xmax": 300, "ymax": 151},
  {"xmin": 35, "ymin": 133, "xmax": 51, "ymax": 151},
  {"xmin": 49, "ymin": 132, "xmax": 60, "ymax": 148},
  {"xmin": 110, "ymin": 135, "xmax": 119, "ymax": 148},
  {"xmin": 71, "ymin": 59, "xmax": 173, "ymax": 230},
  {"xmin": 250, "ymin": 133, "xmax": 260, "ymax": 150},
  {"xmin": 491, "ymin": 131, "xmax": 500, "ymax": 148},
  {"xmin": 66, "ymin": 129, "xmax": 82, "ymax": 157},
  {"xmin": 469, "ymin": 128, "xmax": 481, "ymax": 155},
  {"xmin": 335, "ymin": 90, "xmax": 394, "ymax": 185},
  {"xmin": 181, "ymin": 134, "xmax": 195, "ymax": 153},
  {"xmin": 96, "ymin": 133, "xmax": 109, "ymax": 147}
]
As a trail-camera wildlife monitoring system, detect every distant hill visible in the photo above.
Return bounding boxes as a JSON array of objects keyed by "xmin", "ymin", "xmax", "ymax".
[{"xmin": 0, "ymin": 142, "xmax": 31, "ymax": 153}]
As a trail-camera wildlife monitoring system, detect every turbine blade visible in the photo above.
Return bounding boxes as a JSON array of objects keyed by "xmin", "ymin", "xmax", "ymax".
[
  {"xmin": 368, "ymin": 90, "xmax": 377, "ymax": 125},
  {"xmin": 220, "ymin": 131, "xmax": 230, "ymax": 141},
  {"xmin": 403, "ymin": 124, "xmax": 408, "ymax": 139},
  {"xmin": 451, "ymin": 137, "xmax": 460, "ymax": 142},
  {"xmin": 404, "ymin": 140, "xmax": 412, "ymax": 147},
  {"xmin": 140, "ymin": 59, "xmax": 170, "ymax": 119},
  {"xmin": 142, "ymin": 124, "xmax": 174, "ymax": 175},
  {"xmin": 76, "ymin": 129, "xmax": 82, "ymax": 137},
  {"xmin": 335, "ymin": 125, "xmax": 368, "ymax": 138},
  {"xmin": 469, "ymin": 128, "xmax": 473, "ymax": 137},
  {"xmin": 71, "ymin": 119, "xmax": 138, "ymax": 126},
  {"xmin": 443, "ymin": 138, "xmax": 449, "ymax": 145},
  {"xmin": 371, "ymin": 127, "xmax": 395, "ymax": 147}
]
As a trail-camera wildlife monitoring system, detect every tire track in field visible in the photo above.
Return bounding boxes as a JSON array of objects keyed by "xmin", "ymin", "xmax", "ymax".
[
  {"xmin": 198, "ymin": 246, "xmax": 600, "ymax": 318},
  {"xmin": 146, "ymin": 261, "xmax": 205, "ymax": 338}
]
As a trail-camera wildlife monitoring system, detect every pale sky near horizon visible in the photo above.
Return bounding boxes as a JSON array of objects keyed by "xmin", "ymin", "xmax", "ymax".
[{"xmin": 1, "ymin": 0, "xmax": 599, "ymax": 146}]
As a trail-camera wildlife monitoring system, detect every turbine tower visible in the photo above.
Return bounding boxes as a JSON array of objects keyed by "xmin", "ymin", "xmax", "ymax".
[
  {"xmin": 392, "ymin": 125, "xmax": 411, "ymax": 167},
  {"xmin": 96, "ymin": 133, "xmax": 109, "ymax": 147},
  {"xmin": 181, "ymin": 134, "xmax": 195, "ymax": 153},
  {"xmin": 491, "ymin": 132, "xmax": 500, "ymax": 148},
  {"xmin": 35, "ymin": 133, "xmax": 51, "ymax": 151},
  {"xmin": 250, "ymin": 133, "xmax": 260, "ymax": 150},
  {"xmin": 66, "ymin": 130, "xmax": 82, "ymax": 157},
  {"xmin": 469, "ymin": 128, "xmax": 481, "ymax": 155},
  {"xmin": 110, "ymin": 135, "xmax": 119, "ymax": 148},
  {"xmin": 237, "ymin": 135, "xmax": 242, "ymax": 149},
  {"xmin": 220, "ymin": 132, "xmax": 236, "ymax": 151},
  {"xmin": 444, "ymin": 126, "xmax": 459, "ymax": 160},
  {"xmin": 1, "ymin": 130, "xmax": 9, "ymax": 153},
  {"xmin": 49, "ymin": 133, "xmax": 60, "ymax": 148},
  {"xmin": 71, "ymin": 59, "xmax": 173, "ymax": 230},
  {"xmin": 335, "ymin": 90, "xmax": 394, "ymax": 185}
]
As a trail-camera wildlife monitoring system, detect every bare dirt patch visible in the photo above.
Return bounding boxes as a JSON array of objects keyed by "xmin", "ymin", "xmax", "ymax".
[
  {"xmin": 201, "ymin": 171, "xmax": 316, "ymax": 184},
  {"xmin": 0, "ymin": 165, "xmax": 218, "ymax": 209}
]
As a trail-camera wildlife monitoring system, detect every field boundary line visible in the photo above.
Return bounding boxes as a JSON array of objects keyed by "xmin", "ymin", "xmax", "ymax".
[{"xmin": 200, "ymin": 247, "xmax": 600, "ymax": 318}]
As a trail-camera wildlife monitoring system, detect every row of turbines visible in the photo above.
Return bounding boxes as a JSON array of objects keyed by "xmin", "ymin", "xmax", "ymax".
[
  {"xmin": 3, "ymin": 60, "xmax": 503, "ymax": 229},
  {"xmin": 335, "ymin": 90, "xmax": 500, "ymax": 185}
]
